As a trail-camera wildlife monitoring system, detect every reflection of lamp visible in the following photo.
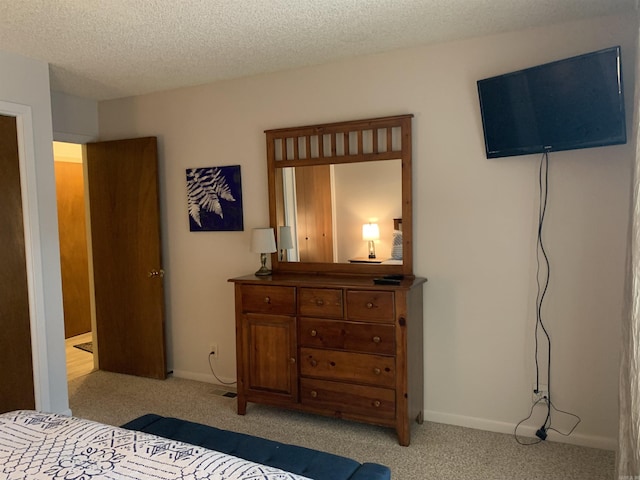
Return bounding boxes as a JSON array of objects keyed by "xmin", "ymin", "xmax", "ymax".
[
  {"xmin": 279, "ymin": 225, "xmax": 293, "ymax": 261},
  {"xmin": 362, "ymin": 223, "xmax": 380, "ymax": 259},
  {"xmin": 251, "ymin": 228, "xmax": 277, "ymax": 276}
]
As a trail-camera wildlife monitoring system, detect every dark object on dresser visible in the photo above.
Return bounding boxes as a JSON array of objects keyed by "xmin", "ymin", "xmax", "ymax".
[{"xmin": 121, "ymin": 413, "xmax": 391, "ymax": 480}]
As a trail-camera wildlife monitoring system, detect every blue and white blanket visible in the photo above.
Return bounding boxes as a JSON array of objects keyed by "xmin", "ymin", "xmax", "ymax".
[{"xmin": 0, "ymin": 411, "xmax": 311, "ymax": 480}]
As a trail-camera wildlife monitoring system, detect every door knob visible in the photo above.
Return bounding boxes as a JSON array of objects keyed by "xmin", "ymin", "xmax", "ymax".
[{"xmin": 147, "ymin": 269, "xmax": 165, "ymax": 278}]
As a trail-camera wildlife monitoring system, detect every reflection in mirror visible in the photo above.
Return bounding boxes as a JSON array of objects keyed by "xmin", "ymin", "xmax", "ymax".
[{"xmin": 276, "ymin": 159, "xmax": 402, "ymax": 264}]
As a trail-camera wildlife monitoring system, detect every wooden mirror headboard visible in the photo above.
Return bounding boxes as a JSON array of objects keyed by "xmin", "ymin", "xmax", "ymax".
[{"xmin": 265, "ymin": 114, "xmax": 414, "ymax": 277}]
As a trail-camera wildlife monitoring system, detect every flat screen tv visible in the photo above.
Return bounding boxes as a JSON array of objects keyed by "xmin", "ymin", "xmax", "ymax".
[{"xmin": 477, "ymin": 46, "xmax": 626, "ymax": 159}]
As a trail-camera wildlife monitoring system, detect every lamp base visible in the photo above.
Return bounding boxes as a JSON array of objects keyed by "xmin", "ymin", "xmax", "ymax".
[
  {"xmin": 255, "ymin": 266, "xmax": 272, "ymax": 276},
  {"xmin": 255, "ymin": 252, "xmax": 272, "ymax": 276}
]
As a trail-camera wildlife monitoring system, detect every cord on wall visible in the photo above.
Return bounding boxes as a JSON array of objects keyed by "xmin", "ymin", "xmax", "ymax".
[
  {"xmin": 514, "ymin": 151, "xmax": 581, "ymax": 445},
  {"xmin": 535, "ymin": 151, "xmax": 552, "ymax": 439}
]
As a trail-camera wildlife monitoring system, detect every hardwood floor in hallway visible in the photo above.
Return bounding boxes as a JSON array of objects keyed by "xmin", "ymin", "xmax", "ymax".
[{"xmin": 65, "ymin": 332, "xmax": 95, "ymax": 382}]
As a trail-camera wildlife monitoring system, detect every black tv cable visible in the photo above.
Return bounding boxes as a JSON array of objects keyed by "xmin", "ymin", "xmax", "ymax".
[{"xmin": 514, "ymin": 151, "xmax": 581, "ymax": 445}]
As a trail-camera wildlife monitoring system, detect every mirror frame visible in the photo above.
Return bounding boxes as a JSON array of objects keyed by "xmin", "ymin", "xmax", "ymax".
[{"xmin": 265, "ymin": 114, "xmax": 414, "ymax": 277}]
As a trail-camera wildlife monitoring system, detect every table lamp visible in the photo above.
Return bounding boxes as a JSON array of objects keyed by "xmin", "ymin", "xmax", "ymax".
[
  {"xmin": 251, "ymin": 228, "xmax": 276, "ymax": 276},
  {"xmin": 279, "ymin": 225, "xmax": 294, "ymax": 261},
  {"xmin": 362, "ymin": 222, "xmax": 380, "ymax": 259}
]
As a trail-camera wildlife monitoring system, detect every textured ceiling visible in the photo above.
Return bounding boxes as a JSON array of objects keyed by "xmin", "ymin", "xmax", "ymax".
[{"xmin": 1, "ymin": 0, "xmax": 636, "ymax": 100}]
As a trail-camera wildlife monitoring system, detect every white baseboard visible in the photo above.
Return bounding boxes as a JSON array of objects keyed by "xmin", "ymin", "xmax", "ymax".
[
  {"xmin": 171, "ymin": 369, "xmax": 237, "ymax": 390},
  {"xmin": 162, "ymin": 376, "xmax": 617, "ymax": 451},
  {"xmin": 424, "ymin": 410, "xmax": 617, "ymax": 451}
]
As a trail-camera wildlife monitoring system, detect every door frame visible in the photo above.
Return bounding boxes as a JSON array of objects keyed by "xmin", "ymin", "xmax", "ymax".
[
  {"xmin": 54, "ymin": 142, "xmax": 100, "ymax": 373},
  {"xmin": 0, "ymin": 100, "xmax": 51, "ymax": 412}
]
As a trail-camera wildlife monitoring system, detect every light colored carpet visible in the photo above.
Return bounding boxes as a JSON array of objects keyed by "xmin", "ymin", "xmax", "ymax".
[{"xmin": 68, "ymin": 371, "xmax": 614, "ymax": 480}]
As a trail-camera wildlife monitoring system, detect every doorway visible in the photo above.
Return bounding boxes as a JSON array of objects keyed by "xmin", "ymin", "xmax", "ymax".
[
  {"xmin": 53, "ymin": 141, "xmax": 95, "ymax": 382},
  {"xmin": 55, "ymin": 137, "xmax": 167, "ymax": 382}
]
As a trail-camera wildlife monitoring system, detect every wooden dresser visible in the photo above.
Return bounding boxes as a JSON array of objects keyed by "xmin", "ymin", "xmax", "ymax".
[{"xmin": 229, "ymin": 273, "xmax": 425, "ymax": 446}]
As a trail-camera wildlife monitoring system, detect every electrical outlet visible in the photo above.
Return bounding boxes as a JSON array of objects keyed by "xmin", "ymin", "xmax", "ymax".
[
  {"xmin": 209, "ymin": 343, "xmax": 218, "ymax": 359},
  {"xmin": 532, "ymin": 384, "xmax": 548, "ymax": 403}
]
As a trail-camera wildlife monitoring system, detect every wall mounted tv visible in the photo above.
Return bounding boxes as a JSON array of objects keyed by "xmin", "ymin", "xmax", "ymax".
[{"xmin": 477, "ymin": 46, "xmax": 626, "ymax": 159}]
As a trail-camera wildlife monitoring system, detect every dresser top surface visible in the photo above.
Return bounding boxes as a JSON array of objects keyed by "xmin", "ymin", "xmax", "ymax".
[{"xmin": 229, "ymin": 273, "xmax": 427, "ymax": 290}]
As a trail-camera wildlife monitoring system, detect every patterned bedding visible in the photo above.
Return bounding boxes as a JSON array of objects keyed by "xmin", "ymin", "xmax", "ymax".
[{"xmin": 0, "ymin": 410, "xmax": 311, "ymax": 480}]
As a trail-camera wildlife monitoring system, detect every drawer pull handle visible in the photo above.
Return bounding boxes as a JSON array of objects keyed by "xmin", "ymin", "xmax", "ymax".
[
  {"xmin": 315, "ymin": 299, "xmax": 324, "ymax": 306},
  {"xmin": 264, "ymin": 296, "xmax": 271, "ymax": 304},
  {"xmin": 310, "ymin": 329, "xmax": 317, "ymax": 337},
  {"xmin": 373, "ymin": 367, "xmax": 381, "ymax": 375},
  {"xmin": 310, "ymin": 359, "xmax": 318, "ymax": 367},
  {"xmin": 290, "ymin": 357, "xmax": 296, "ymax": 364},
  {"xmin": 366, "ymin": 302, "xmax": 374, "ymax": 309},
  {"xmin": 372, "ymin": 336, "xmax": 381, "ymax": 343},
  {"xmin": 373, "ymin": 400, "xmax": 381, "ymax": 408},
  {"xmin": 311, "ymin": 390, "xmax": 318, "ymax": 398}
]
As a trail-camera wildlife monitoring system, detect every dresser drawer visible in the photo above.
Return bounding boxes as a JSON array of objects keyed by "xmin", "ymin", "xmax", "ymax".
[
  {"xmin": 240, "ymin": 285, "xmax": 296, "ymax": 315},
  {"xmin": 300, "ymin": 347, "xmax": 395, "ymax": 388},
  {"xmin": 300, "ymin": 378, "xmax": 395, "ymax": 419},
  {"xmin": 298, "ymin": 288, "xmax": 343, "ymax": 318},
  {"xmin": 346, "ymin": 290, "xmax": 395, "ymax": 323},
  {"xmin": 299, "ymin": 318, "xmax": 395, "ymax": 355}
]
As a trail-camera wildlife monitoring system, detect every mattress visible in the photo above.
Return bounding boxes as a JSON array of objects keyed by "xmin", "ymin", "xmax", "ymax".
[{"xmin": 0, "ymin": 410, "xmax": 311, "ymax": 479}]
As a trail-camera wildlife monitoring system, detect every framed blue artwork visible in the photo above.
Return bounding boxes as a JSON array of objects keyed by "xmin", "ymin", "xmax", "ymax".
[{"xmin": 186, "ymin": 165, "xmax": 244, "ymax": 231}]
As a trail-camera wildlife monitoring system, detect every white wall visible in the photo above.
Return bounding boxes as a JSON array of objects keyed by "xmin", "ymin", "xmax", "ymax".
[
  {"xmin": 97, "ymin": 14, "xmax": 636, "ymax": 449},
  {"xmin": 0, "ymin": 50, "xmax": 69, "ymax": 414},
  {"xmin": 50, "ymin": 91, "xmax": 99, "ymax": 143}
]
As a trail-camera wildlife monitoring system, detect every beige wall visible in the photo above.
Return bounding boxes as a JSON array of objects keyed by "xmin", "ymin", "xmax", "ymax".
[{"xmin": 98, "ymin": 14, "xmax": 636, "ymax": 449}]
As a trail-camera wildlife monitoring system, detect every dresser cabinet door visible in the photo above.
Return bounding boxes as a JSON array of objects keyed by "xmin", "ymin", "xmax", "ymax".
[{"xmin": 242, "ymin": 313, "xmax": 298, "ymax": 403}]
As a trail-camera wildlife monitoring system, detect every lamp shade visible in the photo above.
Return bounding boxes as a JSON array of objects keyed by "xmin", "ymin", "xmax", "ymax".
[
  {"xmin": 251, "ymin": 228, "xmax": 277, "ymax": 253},
  {"xmin": 279, "ymin": 225, "xmax": 294, "ymax": 250},
  {"xmin": 362, "ymin": 223, "xmax": 380, "ymax": 241}
]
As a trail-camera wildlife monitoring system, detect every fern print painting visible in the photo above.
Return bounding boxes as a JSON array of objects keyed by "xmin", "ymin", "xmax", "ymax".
[{"xmin": 186, "ymin": 165, "xmax": 244, "ymax": 231}]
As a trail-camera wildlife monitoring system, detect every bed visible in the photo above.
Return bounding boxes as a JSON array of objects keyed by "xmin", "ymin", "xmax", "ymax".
[
  {"xmin": 0, "ymin": 410, "xmax": 390, "ymax": 480},
  {"xmin": 384, "ymin": 217, "xmax": 403, "ymax": 264}
]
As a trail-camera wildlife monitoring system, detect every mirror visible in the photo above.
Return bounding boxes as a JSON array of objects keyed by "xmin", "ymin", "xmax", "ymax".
[
  {"xmin": 276, "ymin": 160, "xmax": 401, "ymax": 263},
  {"xmin": 266, "ymin": 114, "xmax": 413, "ymax": 276}
]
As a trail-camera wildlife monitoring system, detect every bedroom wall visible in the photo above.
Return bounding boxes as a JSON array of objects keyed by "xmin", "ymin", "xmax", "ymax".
[
  {"xmin": 50, "ymin": 91, "xmax": 99, "ymax": 143},
  {"xmin": 0, "ymin": 50, "xmax": 68, "ymax": 414},
  {"xmin": 97, "ymin": 14, "xmax": 636, "ymax": 449}
]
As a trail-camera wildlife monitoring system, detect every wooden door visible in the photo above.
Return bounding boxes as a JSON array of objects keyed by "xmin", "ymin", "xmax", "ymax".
[
  {"xmin": 55, "ymin": 161, "xmax": 92, "ymax": 338},
  {"xmin": 0, "ymin": 114, "xmax": 35, "ymax": 412},
  {"xmin": 295, "ymin": 165, "xmax": 334, "ymax": 262},
  {"xmin": 242, "ymin": 313, "xmax": 297, "ymax": 404},
  {"xmin": 86, "ymin": 137, "xmax": 166, "ymax": 379}
]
